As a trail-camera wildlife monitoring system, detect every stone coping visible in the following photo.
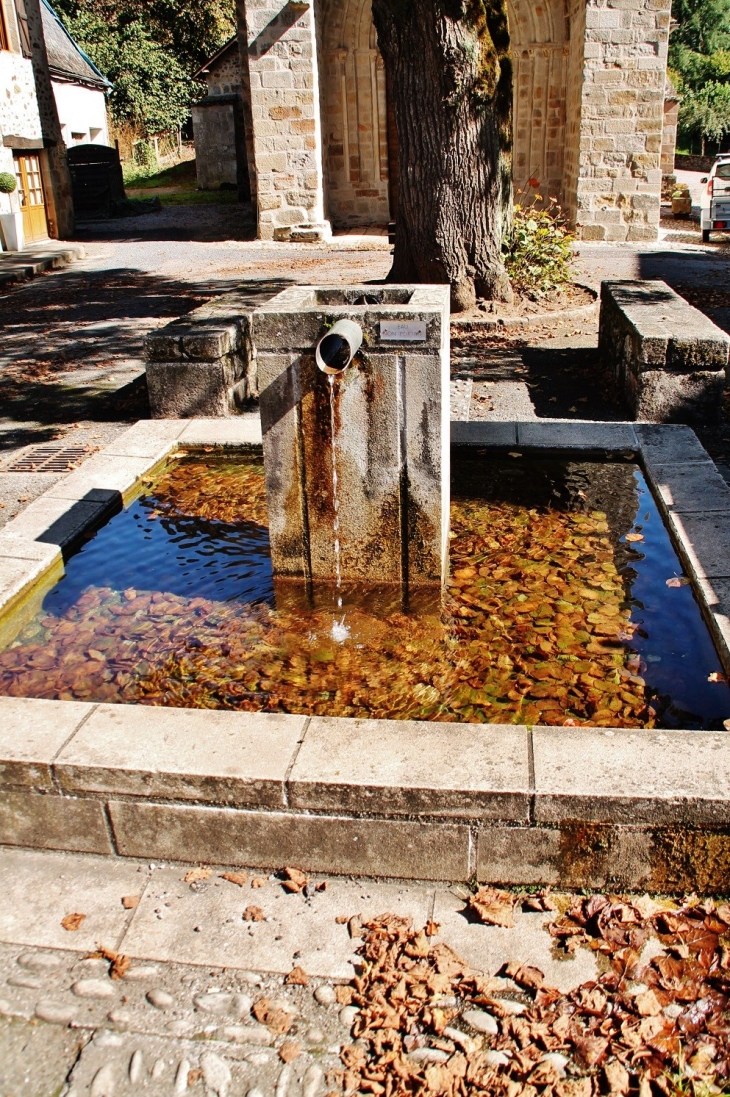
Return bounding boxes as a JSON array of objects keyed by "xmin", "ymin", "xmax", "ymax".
[{"xmin": 1, "ymin": 416, "xmax": 730, "ymax": 888}]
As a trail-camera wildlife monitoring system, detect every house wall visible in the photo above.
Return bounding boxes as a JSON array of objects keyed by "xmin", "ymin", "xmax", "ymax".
[
  {"xmin": 206, "ymin": 50, "xmax": 241, "ymax": 97},
  {"xmin": 0, "ymin": 50, "xmax": 43, "ymax": 145},
  {"xmin": 192, "ymin": 99, "xmax": 239, "ymax": 188},
  {"xmin": 52, "ymin": 81, "xmax": 109, "ymax": 147}
]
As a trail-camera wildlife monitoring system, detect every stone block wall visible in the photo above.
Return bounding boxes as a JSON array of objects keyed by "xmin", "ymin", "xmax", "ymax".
[
  {"xmin": 192, "ymin": 99, "xmax": 240, "ymax": 189},
  {"xmin": 661, "ymin": 94, "xmax": 679, "ymax": 176},
  {"xmin": 567, "ymin": 0, "xmax": 672, "ymax": 242},
  {"xmin": 238, "ymin": 0, "xmax": 330, "ymax": 241},
  {"xmin": 206, "ymin": 49, "xmax": 242, "ymax": 97},
  {"xmin": 0, "ymin": 51, "xmax": 42, "ymax": 145}
]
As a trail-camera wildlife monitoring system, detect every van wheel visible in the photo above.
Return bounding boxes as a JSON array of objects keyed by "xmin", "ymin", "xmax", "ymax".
[{"xmin": 702, "ymin": 229, "xmax": 711, "ymax": 243}]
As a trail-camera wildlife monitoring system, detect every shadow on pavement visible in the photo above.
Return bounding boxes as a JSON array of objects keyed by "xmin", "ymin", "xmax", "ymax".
[
  {"xmin": 71, "ymin": 201, "xmax": 257, "ymax": 244},
  {"xmin": 522, "ymin": 343, "xmax": 629, "ymax": 421}
]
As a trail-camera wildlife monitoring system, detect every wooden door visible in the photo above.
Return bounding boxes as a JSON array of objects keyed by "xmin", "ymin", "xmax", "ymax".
[{"xmin": 14, "ymin": 154, "xmax": 48, "ymax": 244}]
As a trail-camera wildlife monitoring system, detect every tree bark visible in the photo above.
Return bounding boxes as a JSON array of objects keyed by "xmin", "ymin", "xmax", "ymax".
[{"xmin": 371, "ymin": 0, "xmax": 512, "ymax": 311}]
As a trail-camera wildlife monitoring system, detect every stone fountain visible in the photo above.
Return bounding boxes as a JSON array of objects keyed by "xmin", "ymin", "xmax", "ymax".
[{"xmin": 253, "ymin": 286, "xmax": 451, "ymax": 590}]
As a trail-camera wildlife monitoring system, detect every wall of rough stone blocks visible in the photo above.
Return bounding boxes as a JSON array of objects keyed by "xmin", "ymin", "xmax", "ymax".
[
  {"xmin": 192, "ymin": 101, "xmax": 239, "ymax": 189},
  {"xmin": 0, "ymin": 51, "xmax": 42, "ymax": 146},
  {"xmin": 238, "ymin": 0, "xmax": 330, "ymax": 240},
  {"xmin": 205, "ymin": 49, "xmax": 242, "ymax": 98},
  {"xmin": 661, "ymin": 96, "xmax": 679, "ymax": 176},
  {"xmin": 569, "ymin": 0, "xmax": 671, "ymax": 242}
]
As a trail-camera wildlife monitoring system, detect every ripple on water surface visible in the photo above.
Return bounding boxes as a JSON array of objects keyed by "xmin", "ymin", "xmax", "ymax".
[{"xmin": 1, "ymin": 451, "xmax": 728, "ymax": 729}]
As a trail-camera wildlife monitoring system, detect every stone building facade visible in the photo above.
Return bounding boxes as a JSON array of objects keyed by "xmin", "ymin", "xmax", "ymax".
[
  {"xmin": 193, "ymin": 38, "xmax": 250, "ymax": 194},
  {"xmin": 231, "ymin": 0, "xmax": 673, "ymax": 243}
]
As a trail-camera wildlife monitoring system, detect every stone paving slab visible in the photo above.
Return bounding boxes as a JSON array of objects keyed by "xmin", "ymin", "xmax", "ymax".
[
  {"xmin": 450, "ymin": 421, "xmax": 517, "ymax": 446},
  {"xmin": 121, "ymin": 868, "xmax": 431, "ymax": 979},
  {"xmin": 635, "ymin": 423, "xmax": 711, "ymax": 464},
  {"xmin": 288, "ymin": 717, "xmax": 530, "ymax": 819},
  {"xmin": 56, "ymin": 705, "xmax": 307, "ymax": 809},
  {"xmin": 517, "ymin": 421, "xmax": 638, "ymax": 450},
  {"xmin": 0, "ymin": 848, "xmax": 143, "ymax": 952},
  {"xmin": 667, "ymin": 511, "xmax": 730, "ymax": 579},
  {"xmin": 644, "ymin": 460, "xmax": 730, "ymax": 513},
  {"xmin": 532, "ymin": 726, "xmax": 730, "ymax": 826},
  {"xmin": 0, "ymin": 696, "xmax": 93, "ymax": 789}
]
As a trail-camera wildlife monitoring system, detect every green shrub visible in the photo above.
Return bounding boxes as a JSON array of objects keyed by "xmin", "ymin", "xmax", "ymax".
[
  {"xmin": 0, "ymin": 172, "xmax": 17, "ymax": 194},
  {"xmin": 504, "ymin": 194, "xmax": 575, "ymax": 294},
  {"xmin": 132, "ymin": 140, "xmax": 157, "ymax": 176}
]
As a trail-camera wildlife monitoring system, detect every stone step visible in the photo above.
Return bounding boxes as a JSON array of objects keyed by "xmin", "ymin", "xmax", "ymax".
[{"xmin": 0, "ymin": 244, "xmax": 86, "ymax": 288}]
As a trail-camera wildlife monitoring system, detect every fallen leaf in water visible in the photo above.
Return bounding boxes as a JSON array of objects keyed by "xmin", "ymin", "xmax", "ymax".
[
  {"xmin": 625, "ymin": 532, "xmax": 644, "ymax": 543},
  {"xmin": 183, "ymin": 867, "xmax": 211, "ymax": 884},
  {"xmin": 281, "ymin": 866, "xmax": 309, "ymax": 893},
  {"xmin": 279, "ymin": 1039, "xmax": 301, "ymax": 1063},
  {"xmin": 121, "ymin": 895, "xmax": 140, "ymax": 910},
  {"xmin": 61, "ymin": 913, "xmax": 86, "ymax": 932},
  {"xmin": 507, "ymin": 452, "xmax": 522, "ymax": 458},
  {"xmin": 469, "ymin": 887, "xmax": 516, "ymax": 928},
  {"xmin": 666, "ymin": 576, "xmax": 690, "ymax": 587},
  {"xmin": 243, "ymin": 905, "xmax": 265, "ymax": 922},
  {"xmin": 708, "ymin": 671, "xmax": 728, "ymax": 683},
  {"xmin": 220, "ymin": 872, "xmax": 248, "ymax": 887},
  {"xmin": 285, "ymin": 965, "xmax": 309, "ymax": 986}
]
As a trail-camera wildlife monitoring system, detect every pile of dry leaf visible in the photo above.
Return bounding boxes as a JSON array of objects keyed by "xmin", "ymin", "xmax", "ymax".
[{"xmin": 334, "ymin": 891, "xmax": 730, "ymax": 1097}]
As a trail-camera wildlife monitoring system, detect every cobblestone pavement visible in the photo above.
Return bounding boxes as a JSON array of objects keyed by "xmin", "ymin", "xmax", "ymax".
[{"xmin": 0, "ymin": 847, "xmax": 597, "ymax": 1096}]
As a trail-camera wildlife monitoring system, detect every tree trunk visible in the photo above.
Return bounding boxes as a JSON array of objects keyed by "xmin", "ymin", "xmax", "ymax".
[{"xmin": 371, "ymin": 0, "xmax": 512, "ymax": 311}]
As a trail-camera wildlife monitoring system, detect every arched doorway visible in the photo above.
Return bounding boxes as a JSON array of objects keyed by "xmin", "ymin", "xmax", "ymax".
[
  {"xmin": 317, "ymin": 0, "xmax": 391, "ymax": 229},
  {"xmin": 316, "ymin": 0, "xmax": 571, "ymax": 228}
]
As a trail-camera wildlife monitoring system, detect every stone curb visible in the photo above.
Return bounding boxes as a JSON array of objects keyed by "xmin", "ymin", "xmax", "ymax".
[{"xmin": 0, "ymin": 417, "xmax": 729, "ymax": 889}]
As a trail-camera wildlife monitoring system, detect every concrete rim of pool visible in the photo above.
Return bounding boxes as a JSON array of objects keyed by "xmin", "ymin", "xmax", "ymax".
[{"xmin": 0, "ymin": 416, "xmax": 729, "ymax": 891}]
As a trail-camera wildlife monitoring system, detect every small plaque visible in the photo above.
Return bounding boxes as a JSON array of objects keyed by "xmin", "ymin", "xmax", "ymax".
[{"xmin": 379, "ymin": 320, "xmax": 427, "ymax": 342}]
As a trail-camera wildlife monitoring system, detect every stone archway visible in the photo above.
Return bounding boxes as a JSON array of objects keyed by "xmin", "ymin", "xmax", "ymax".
[
  {"xmin": 317, "ymin": 0, "xmax": 390, "ymax": 228},
  {"xmin": 316, "ymin": 0, "xmax": 570, "ymax": 228}
]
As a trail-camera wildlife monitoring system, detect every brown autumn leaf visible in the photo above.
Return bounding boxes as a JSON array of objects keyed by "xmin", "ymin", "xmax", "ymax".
[
  {"xmin": 220, "ymin": 872, "xmax": 248, "ymax": 887},
  {"xmin": 316, "ymin": 881, "xmax": 328, "ymax": 892},
  {"xmin": 252, "ymin": 997, "xmax": 293, "ymax": 1036},
  {"xmin": 469, "ymin": 887, "xmax": 516, "ymax": 928},
  {"xmin": 285, "ymin": 965, "xmax": 309, "ymax": 986},
  {"xmin": 183, "ymin": 866, "xmax": 211, "ymax": 884},
  {"xmin": 634, "ymin": 989, "xmax": 662, "ymax": 1017},
  {"xmin": 251, "ymin": 877, "xmax": 266, "ymax": 888},
  {"xmin": 666, "ymin": 576, "xmax": 690, "ymax": 588},
  {"xmin": 335, "ymin": 915, "xmax": 349, "ymax": 925},
  {"xmin": 502, "ymin": 961, "xmax": 545, "ymax": 991},
  {"xmin": 625, "ymin": 532, "xmax": 644, "ymax": 543},
  {"xmin": 425, "ymin": 920, "xmax": 441, "ymax": 937},
  {"xmin": 335, "ymin": 984, "xmax": 354, "ymax": 1005},
  {"xmin": 187, "ymin": 1068, "xmax": 203, "ymax": 1085},
  {"xmin": 604, "ymin": 1060, "xmax": 630, "ymax": 1096},
  {"xmin": 279, "ymin": 1039, "xmax": 301, "ymax": 1063},
  {"xmin": 243, "ymin": 905, "xmax": 265, "ymax": 922},
  {"xmin": 121, "ymin": 895, "xmax": 140, "ymax": 910},
  {"xmin": 61, "ymin": 912, "xmax": 86, "ymax": 932},
  {"xmin": 572, "ymin": 1034, "xmax": 609, "ymax": 1068},
  {"xmin": 281, "ymin": 866, "xmax": 309, "ymax": 893},
  {"xmin": 86, "ymin": 945, "xmax": 131, "ymax": 980}
]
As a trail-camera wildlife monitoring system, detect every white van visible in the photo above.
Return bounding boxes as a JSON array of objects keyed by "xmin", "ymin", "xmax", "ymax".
[{"xmin": 700, "ymin": 154, "xmax": 730, "ymax": 242}]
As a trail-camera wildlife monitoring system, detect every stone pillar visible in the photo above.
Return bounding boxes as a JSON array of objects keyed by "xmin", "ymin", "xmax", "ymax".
[
  {"xmin": 24, "ymin": 0, "xmax": 74, "ymax": 239},
  {"xmin": 239, "ymin": 0, "xmax": 330, "ymax": 242},
  {"xmin": 568, "ymin": 0, "xmax": 671, "ymax": 242}
]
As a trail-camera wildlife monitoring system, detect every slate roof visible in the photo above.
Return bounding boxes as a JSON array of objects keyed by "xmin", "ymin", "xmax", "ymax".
[{"xmin": 41, "ymin": 0, "xmax": 111, "ymax": 90}]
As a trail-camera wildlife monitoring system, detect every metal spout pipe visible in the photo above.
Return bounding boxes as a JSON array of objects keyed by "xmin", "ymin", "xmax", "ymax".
[{"xmin": 315, "ymin": 319, "xmax": 363, "ymax": 375}]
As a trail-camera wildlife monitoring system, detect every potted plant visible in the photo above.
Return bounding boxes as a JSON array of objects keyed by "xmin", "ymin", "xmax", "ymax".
[
  {"xmin": 0, "ymin": 171, "xmax": 23, "ymax": 251},
  {"xmin": 671, "ymin": 183, "xmax": 692, "ymax": 218}
]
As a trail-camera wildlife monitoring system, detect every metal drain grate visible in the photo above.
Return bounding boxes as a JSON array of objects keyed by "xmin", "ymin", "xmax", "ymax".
[{"xmin": 6, "ymin": 443, "xmax": 93, "ymax": 473}]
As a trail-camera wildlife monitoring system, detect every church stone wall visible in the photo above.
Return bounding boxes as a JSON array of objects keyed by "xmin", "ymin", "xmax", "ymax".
[{"xmin": 569, "ymin": 0, "xmax": 671, "ymax": 241}]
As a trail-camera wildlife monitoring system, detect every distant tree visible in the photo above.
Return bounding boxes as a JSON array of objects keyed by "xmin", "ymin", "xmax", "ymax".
[
  {"xmin": 678, "ymin": 81, "xmax": 730, "ymax": 153},
  {"xmin": 53, "ymin": 0, "xmax": 235, "ymax": 134},
  {"xmin": 670, "ymin": 0, "xmax": 730, "ymax": 57}
]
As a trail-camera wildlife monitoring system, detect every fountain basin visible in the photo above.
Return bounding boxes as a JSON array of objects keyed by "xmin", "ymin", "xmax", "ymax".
[{"xmin": 1, "ymin": 417, "xmax": 730, "ymax": 890}]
